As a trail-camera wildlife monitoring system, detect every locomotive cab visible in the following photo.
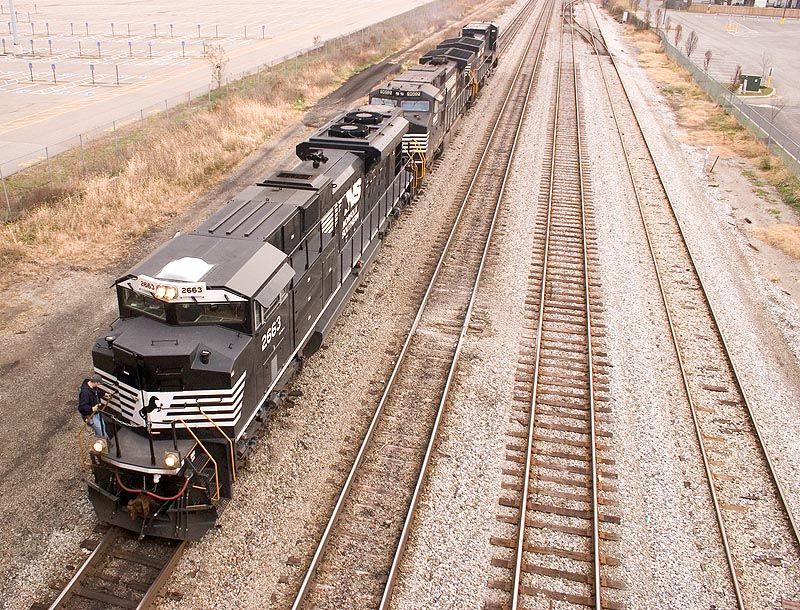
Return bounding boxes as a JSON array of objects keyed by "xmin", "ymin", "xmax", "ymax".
[
  {"xmin": 370, "ymin": 82, "xmax": 439, "ymax": 165},
  {"xmin": 87, "ymin": 235, "xmax": 295, "ymax": 539}
]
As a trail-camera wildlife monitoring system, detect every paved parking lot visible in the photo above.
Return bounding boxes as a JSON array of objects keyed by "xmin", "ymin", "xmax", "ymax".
[
  {"xmin": 0, "ymin": 0, "xmax": 435, "ymax": 174},
  {"xmin": 659, "ymin": 9, "xmax": 800, "ymax": 155}
]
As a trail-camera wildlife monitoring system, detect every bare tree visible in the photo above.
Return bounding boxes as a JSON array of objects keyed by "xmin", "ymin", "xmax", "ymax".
[
  {"xmin": 674, "ymin": 23, "xmax": 683, "ymax": 46},
  {"xmin": 685, "ymin": 30, "xmax": 699, "ymax": 58},
  {"xmin": 205, "ymin": 44, "xmax": 228, "ymax": 89},
  {"xmin": 766, "ymin": 96, "xmax": 786, "ymax": 147},
  {"xmin": 731, "ymin": 64, "xmax": 742, "ymax": 91},
  {"xmin": 665, "ymin": 16, "xmax": 672, "ymax": 33},
  {"xmin": 655, "ymin": 7, "xmax": 663, "ymax": 28},
  {"xmin": 703, "ymin": 48, "xmax": 713, "ymax": 72}
]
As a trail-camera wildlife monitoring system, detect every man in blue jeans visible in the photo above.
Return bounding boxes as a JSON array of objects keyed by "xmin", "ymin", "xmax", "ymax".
[{"xmin": 78, "ymin": 373, "xmax": 111, "ymax": 438}]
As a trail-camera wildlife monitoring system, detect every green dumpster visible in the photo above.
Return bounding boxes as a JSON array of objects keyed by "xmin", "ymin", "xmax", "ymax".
[{"xmin": 742, "ymin": 74, "xmax": 762, "ymax": 93}]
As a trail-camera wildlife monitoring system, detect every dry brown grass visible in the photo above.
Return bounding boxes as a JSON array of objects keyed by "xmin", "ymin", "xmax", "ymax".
[
  {"xmin": 754, "ymin": 224, "xmax": 800, "ymax": 259},
  {"xmin": 625, "ymin": 29, "xmax": 758, "ymax": 156},
  {"xmin": 1, "ymin": 99, "xmax": 298, "ymax": 271},
  {"xmin": 0, "ymin": 0, "xmax": 498, "ymax": 291},
  {"xmin": 621, "ymin": 23, "xmax": 800, "ymax": 212}
]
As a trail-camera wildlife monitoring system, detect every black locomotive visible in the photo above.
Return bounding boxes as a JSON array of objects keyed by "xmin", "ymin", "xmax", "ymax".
[{"xmin": 84, "ymin": 22, "xmax": 499, "ymax": 541}]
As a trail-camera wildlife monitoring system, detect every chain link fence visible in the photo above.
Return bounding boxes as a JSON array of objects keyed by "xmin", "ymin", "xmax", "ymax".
[{"xmin": 653, "ymin": 28, "xmax": 800, "ymax": 176}]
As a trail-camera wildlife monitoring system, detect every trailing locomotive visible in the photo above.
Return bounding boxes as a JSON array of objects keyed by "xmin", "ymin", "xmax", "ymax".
[
  {"xmin": 84, "ymin": 22, "xmax": 499, "ymax": 541},
  {"xmin": 370, "ymin": 22, "xmax": 498, "ymax": 183}
]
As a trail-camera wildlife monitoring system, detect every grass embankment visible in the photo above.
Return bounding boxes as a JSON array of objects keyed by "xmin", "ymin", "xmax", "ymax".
[
  {"xmin": 0, "ymin": 0, "xmax": 495, "ymax": 287},
  {"xmin": 605, "ymin": 4, "xmax": 800, "ymax": 258}
]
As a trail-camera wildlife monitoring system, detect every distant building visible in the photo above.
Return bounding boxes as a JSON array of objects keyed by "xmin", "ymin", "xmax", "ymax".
[{"xmin": 705, "ymin": 0, "xmax": 799, "ymax": 5}]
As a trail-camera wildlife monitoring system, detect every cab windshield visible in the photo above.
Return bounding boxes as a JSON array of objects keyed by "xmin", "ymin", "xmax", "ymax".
[
  {"xmin": 370, "ymin": 97, "xmax": 397, "ymax": 107},
  {"xmin": 175, "ymin": 302, "xmax": 245, "ymax": 325},
  {"xmin": 119, "ymin": 287, "xmax": 248, "ymax": 331},
  {"xmin": 400, "ymin": 100, "xmax": 430, "ymax": 112},
  {"xmin": 122, "ymin": 289, "xmax": 167, "ymax": 320}
]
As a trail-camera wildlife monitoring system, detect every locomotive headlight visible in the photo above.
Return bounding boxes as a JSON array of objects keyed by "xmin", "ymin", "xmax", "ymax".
[
  {"xmin": 91, "ymin": 438, "xmax": 108, "ymax": 454},
  {"xmin": 154, "ymin": 285, "xmax": 167, "ymax": 300},
  {"xmin": 164, "ymin": 286, "xmax": 178, "ymax": 301},
  {"xmin": 163, "ymin": 451, "xmax": 181, "ymax": 469}
]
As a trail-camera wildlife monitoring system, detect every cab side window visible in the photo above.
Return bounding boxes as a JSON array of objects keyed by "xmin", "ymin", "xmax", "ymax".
[{"xmin": 254, "ymin": 302, "xmax": 268, "ymax": 330}]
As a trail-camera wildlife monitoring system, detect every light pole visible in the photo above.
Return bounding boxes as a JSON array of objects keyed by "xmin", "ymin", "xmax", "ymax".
[{"xmin": 7, "ymin": 0, "xmax": 19, "ymax": 55}]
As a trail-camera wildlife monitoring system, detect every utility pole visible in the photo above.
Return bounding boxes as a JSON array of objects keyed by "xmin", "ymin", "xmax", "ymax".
[{"xmin": 8, "ymin": 0, "xmax": 19, "ymax": 55}]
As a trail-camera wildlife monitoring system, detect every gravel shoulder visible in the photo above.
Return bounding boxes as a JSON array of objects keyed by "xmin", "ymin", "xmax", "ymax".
[
  {"xmin": 593, "ymin": 5, "xmax": 800, "ymax": 534},
  {"xmin": 385, "ymin": 4, "xmax": 555, "ymax": 609}
]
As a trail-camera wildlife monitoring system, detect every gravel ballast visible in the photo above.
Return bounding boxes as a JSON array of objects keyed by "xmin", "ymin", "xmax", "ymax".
[
  {"xmin": 154, "ymin": 2, "xmax": 537, "ymax": 608},
  {"xmin": 582, "ymin": 3, "xmax": 800, "ymax": 607},
  {"xmin": 386, "ymin": 3, "xmax": 558, "ymax": 608}
]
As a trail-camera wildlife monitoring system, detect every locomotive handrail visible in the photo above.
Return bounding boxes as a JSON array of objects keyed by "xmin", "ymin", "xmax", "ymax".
[
  {"xmin": 198, "ymin": 409, "xmax": 237, "ymax": 483},
  {"xmin": 178, "ymin": 418, "xmax": 221, "ymax": 502}
]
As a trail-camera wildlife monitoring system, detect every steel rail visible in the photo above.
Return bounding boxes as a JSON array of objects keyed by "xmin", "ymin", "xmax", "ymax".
[
  {"xmin": 499, "ymin": 0, "xmax": 539, "ymax": 55},
  {"xmin": 379, "ymin": 0, "xmax": 555, "ymax": 606},
  {"xmin": 47, "ymin": 527, "xmax": 121, "ymax": 610},
  {"xmin": 47, "ymin": 527, "xmax": 185, "ymax": 610},
  {"xmin": 290, "ymin": 3, "xmax": 547, "ymax": 607},
  {"xmin": 581, "ymin": 1, "xmax": 800, "ymax": 606},
  {"xmin": 510, "ymin": 3, "xmax": 561, "ymax": 604},
  {"xmin": 511, "ymin": 5, "xmax": 602, "ymax": 610},
  {"xmin": 567, "ymin": 8, "xmax": 603, "ymax": 609},
  {"xmin": 510, "ymin": 3, "xmax": 602, "ymax": 607},
  {"xmin": 135, "ymin": 540, "xmax": 187, "ymax": 610},
  {"xmin": 576, "ymin": 5, "xmax": 744, "ymax": 606}
]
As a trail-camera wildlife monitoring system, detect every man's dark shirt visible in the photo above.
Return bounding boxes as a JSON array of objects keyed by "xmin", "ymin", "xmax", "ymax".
[{"xmin": 78, "ymin": 379, "xmax": 107, "ymax": 418}]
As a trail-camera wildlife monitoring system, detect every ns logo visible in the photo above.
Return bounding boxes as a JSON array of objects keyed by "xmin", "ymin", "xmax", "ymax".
[{"xmin": 344, "ymin": 178, "xmax": 362, "ymax": 207}]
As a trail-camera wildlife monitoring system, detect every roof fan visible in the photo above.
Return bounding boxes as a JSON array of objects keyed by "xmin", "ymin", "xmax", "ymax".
[
  {"xmin": 345, "ymin": 111, "xmax": 383, "ymax": 125},
  {"xmin": 329, "ymin": 123, "xmax": 369, "ymax": 139}
]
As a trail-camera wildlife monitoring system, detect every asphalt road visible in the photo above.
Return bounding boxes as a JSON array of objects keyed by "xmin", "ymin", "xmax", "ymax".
[
  {"xmin": 0, "ymin": 0, "xmax": 435, "ymax": 174},
  {"xmin": 659, "ymin": 9, "xmax": 800, "ymax": 156}
]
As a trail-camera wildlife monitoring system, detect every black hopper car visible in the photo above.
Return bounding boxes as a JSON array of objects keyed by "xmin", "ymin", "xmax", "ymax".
[{"xmin": 84, "ymin": 22, "xmax": 499, "ymax": 541}]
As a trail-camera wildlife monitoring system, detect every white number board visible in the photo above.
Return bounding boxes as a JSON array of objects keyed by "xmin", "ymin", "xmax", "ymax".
[{"xmin": 135, "ymin": 275, "xmax": 207, "ymax": 300}]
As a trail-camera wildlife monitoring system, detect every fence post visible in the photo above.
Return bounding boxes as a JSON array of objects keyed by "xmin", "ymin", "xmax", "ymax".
[
  {"xmin": 0, "ymin": 165, "xmax": 11, "ymax": 216},
  {"xmin": 113, "ymin": 120, "xmax": 118, "ymax": 158},
  {"xmin": 45, "ymin": 145, "xmax": 52, "ymax": 183}
]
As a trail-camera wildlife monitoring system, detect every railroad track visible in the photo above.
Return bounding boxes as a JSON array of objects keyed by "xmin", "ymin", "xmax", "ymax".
[
  {"xmin": 499, "ymin": 0, "xmax": 540, "ymax": 54},
  {"xmin": 37, "ymin": 526, "xmax": 184, "ymax": 610},
  {"xmin": 581, "ymin": 2, "xmax": 800, "ymax": 608},
  {"xmin": 487, "ymin": 4, "xmax": 623, "ymax": 609},
  {"xmin": 288, "ymin": 2, "xmax": 554, "ymax": 609}
]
